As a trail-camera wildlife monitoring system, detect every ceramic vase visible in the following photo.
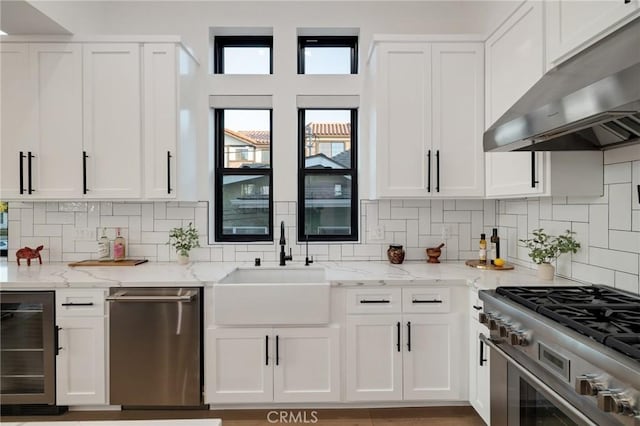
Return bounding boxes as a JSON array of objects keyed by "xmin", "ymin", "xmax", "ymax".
[
  {"xmin": 177, "ymin": 253, "xmax": 190, "ymax": 265},
  {"xmin": 537, "ymin": 262, "xmax": 555, "ymax": 280}
]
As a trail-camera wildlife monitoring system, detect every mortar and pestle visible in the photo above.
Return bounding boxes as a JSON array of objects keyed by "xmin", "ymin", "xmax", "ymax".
[{"xmin": 426, "ymin": 243, "xmax": 445, "ymax": 263}]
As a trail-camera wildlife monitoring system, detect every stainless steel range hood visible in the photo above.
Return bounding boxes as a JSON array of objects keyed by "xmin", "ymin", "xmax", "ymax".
[{"xmin": 484, "ymin": 18, "xmax": 640, "ymax": 152}]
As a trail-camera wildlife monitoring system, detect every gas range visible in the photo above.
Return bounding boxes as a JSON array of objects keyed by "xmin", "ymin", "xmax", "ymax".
[{"xmin": 480, "ymin": 285, "xmax": 640, "ymax": 426}]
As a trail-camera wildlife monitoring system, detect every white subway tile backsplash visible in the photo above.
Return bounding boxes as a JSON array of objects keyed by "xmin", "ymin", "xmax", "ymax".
[
  {"xmin": 5, "ymin": 157, "xmax": 638, "ymax": 296},
  {"xmin": 572, "ymin": 262, "xmax": 615, "ymax": 286},
  {"xmin": 609, "ymin": 183, "xmax": 632, "ymax": 230},
  {"xmin": 45, "ymin": 212, "xmax": 75, "ymax": 225},
  {"xmin": 553, "ymin": 204, "xmax": 588, "ymax": 222},
  {"xmin": 604, "ymin": 162, "xmax": 632, "ymax": 184},
  {"xmin": 113, "ymin": 203, "xmax": 142, "ymax": 216},
  {"xmin": 615, "ymin": 271, "xmax": 639, "ymax": 294},
  {"xmin": 589, "ymin": 247, "xmax": 638, "ymax": 275},
  {"xmin": 33, "ymin": 224, "xmax": 62, "ymax": 237},
  {"xmin": 609, "ymin": 230, "xmax": 640, "ymax": 253},
  {"xmin": 443, "ymin": 210, "xmax": 470, "ymax": 223}
]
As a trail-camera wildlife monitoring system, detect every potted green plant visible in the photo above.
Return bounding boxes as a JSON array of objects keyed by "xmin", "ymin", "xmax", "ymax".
[
  {"xmin": 168, "ymin": 222, "xmax": 200, "ymax": 264},
  {"xmin": 519, "ymin": 229, "xmax": 580, "ymax": 280}
]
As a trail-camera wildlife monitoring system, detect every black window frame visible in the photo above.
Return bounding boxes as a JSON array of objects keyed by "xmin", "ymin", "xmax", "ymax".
[
  {"xmin": 214, "ymin": 36, "xmax": 274, "ymax": 74},
  {"xmin": 297, "ymin": 36, "xmax": 358, "ymax": 74},
  {"xmin": 297, "ymin": 108, "xmax": 358, "ymax": 242},
  {"xmin": 214, "ymin": 108, "xmax": 273, "ymax": 242}
]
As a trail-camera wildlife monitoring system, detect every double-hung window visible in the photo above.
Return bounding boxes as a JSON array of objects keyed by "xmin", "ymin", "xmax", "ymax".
[
  {"xmin": 298, "ymin": 109, "xmax": 358, "ymax": 241},
  {"xmin": 214, "ymin": 109, "xmax": 272, "ymax": 241}
]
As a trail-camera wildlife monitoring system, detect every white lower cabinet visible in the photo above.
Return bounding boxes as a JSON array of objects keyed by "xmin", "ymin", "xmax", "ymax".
[
  {"xmin": 206, "ymin": 326, "xmax": 340, "ymax": 404},
  {"xmin": 468, "ymin": 291, "xmax": 490, "ymax": 425},
  {"xmin": 55, "ymin": 289, "xmax": 107, "ymax": 406},
  {"xmin": 345, "ymin": 287, "xmax": 466, "ymax": 402}
]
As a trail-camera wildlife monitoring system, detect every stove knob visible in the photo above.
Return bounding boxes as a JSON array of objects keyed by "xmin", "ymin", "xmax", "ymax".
[
  {"xmin": 575, "ymin": 376, "xmax": 602, "ymax": 396},
  {"xmin": 478, "ymin": 312, "xmax": 488, "ymax": 325},
  {"xmin": 598, "ymin": 391, "xmax": 615, "ymax": 412},
  {"xmin": 508, "ymin": 331, "xmax": 528, "ymax": 346},
  {"xmin": 499, "ymin": 324, "xmax": 511, "ymax": 338},
  {"xmin": 488, "ymin": 317, "xmax": 500, "ymax": 331}
]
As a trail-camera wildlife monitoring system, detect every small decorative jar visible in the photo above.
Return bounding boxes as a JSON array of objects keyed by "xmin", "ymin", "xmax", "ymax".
[{"xmin": 387, "ymin": 244, "xmax": 405, "ymax": 264}]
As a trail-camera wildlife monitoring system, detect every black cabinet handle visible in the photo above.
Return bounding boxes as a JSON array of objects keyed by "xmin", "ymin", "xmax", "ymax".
[
  {"xmin": 480, "ymin": 339, "xmax": 487, "ymax": 366},
  {"xmin": 435, "ymin": 150, "xmax": 440, "ymax": 192},
  {"xmin": 407, "ymin": 321, "xmax": 411, "ymax": 352},
  {"xmin": 82, "ymin": 151, "xmax": 89, "ymax": 194},
  {"xmin": 19, "ymin": 151, "xmax": 25, "ymax": 194},
  {"xmin": 265, "ymin": 335, "xmax": 269, "ymax": 366},
  {"xmin": 530, "ymin": 152, "xmax": 535, "ymax": 187},
  {"xmin": 61, "ymin": 302, "xmax": 94, "ymax": 307},
  {"xmin": 624, "ymin": 0, "xmax": 631, "ymax": 3},
  {"xmin": 275, "ymin": 335, "xmax": 279, "ymax": 366},
  {"xmin": 396, "ymin": 321, "xmax": 401, "ymax": 352},
  {"xmin": 27, "ymin": 152, "xmax": 34, "ymax": 194},
  {"xmin": 167, "ymin": 151, "xmax": 172, "ymax": 194},
  {"xmin": 427, "ymin": 150, "xmax": 431, "ymax": 192},
  {"xmin": 360, "ymin": 299, "xmax": 390, "ymax": 304},
  {"xmin": 473, "ymin": 305, "xmax": 482, "ymax": 311},
  {"xmin": 55, "ymin": 326, "xmax": 61, "ymax": 355},
  {"xmin": 412, "ymin": 299, "xmax": 443, "ymax": 304}
]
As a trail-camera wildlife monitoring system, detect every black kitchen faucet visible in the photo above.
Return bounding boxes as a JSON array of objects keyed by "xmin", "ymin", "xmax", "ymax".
[{"xmin": 279, "ymin": 221, "xmax": 293, "ymax": 266}]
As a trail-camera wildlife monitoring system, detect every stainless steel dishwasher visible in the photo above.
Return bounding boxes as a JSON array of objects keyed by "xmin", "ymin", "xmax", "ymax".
[{"xmin": 106, "ymin": 287, "xmax": 202, "ymax": 407}]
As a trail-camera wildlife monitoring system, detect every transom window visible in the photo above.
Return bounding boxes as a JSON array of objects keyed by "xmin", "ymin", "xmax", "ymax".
[
  {"xmin": 214, "ymin": 36, "xmax": 273, "ymax": 74},
  {"xmin": 298, "ymin": 109, "xmax": 358, "ymax": 241},
  {"xmin": 297, "ymin": 36, "xmax": 358, "ymax": 75},
  {"xmin": 214, "ymin": 109, "xmax": 273, "ymax": 242}
]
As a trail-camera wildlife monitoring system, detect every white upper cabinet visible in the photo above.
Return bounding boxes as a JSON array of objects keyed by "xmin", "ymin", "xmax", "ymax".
[
  {"xmin": 546, "ymin": 0, "xmax": 640, "ymax": 69},
  {"xmin": 372, "ymin": 43, "xmax": 432, "ymax": 198},
  {"xmin": 370, "ymin": 39, "xmax": 484, "ymax": 199},
  {"xmin": 142, "ymin": 43, "xmax": 199, "ymax": 201},
  {"xmin": 431, "ymin": 43, "xmax": 484, "ymax": 197},
  {"xmin": 143, "ymin": 43, "xmax": 177, "ymax": 199},
  {"xmin": 1, "ymin": 43, "xmax": 33, "ymax": 199},
  {"xmin": 0, "ymin": 43, "xmax": 83, "ymax": 199},
  {"xmin": 83, "ymin": 43, "xmax": 142, "ymax": 198},
  {"xmin": 485, "ymin": 0, "xmax": 544, "ymax": 129}
]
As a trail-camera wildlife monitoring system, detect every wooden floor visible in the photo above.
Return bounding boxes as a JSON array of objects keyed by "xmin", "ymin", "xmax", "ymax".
[{"xmin": 2, "ymin": 407, "xmax": 485, "ymax": 425}]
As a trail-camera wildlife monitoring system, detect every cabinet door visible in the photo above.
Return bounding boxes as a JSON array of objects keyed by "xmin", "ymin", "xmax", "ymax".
[
  {"xmin": 29, "ymin": 44, "xmax": 83, "ymax": 199},
  {"xmin": 469, "ymin": 320, "xmax": 491, "ymax": 424},
  {"xmin": 56, "ymin": 316, "xmax": 106, "ymax": 405},
  {"xmin": 143, "ymin": 43, "xmax": 177, "ymax": 199},
  {"xmin": 431, "ymin": 43, "xmax": 484, "ymax": 197},
  {"xmin": 403, "ymin": 313, "xmax": 466, "ymax": 400},
  {"xmin": 346, "ymin": 315, "xmax": 402, "ymax": 401},
  {"xmin": 83, "ymin": 44, "xmax": 141, "ymax": 198},
  {"xmin": 546, "ymin": 0, "xmax": 640, "ymax": 68},
  {"xmin": 485, "ymin": 0, "xmax": 544, "ymax": 128},
  {"xmin": 0, "ymin": 43, "xmax": 34, "ymax": 199},
  {"xmin": 375, "ymin": 43, "xmax": 432, "ymax": 198},
  {"xmin": 486, "ymin": 152, "xmax": 546, "ymax": 198},
  {"xmin": 273, "ymin": 327, "xmax": 340, "ymax": 403},
  {"xmin": 205, "ymin": 327, "xmax": 273, "ymax": 403}
]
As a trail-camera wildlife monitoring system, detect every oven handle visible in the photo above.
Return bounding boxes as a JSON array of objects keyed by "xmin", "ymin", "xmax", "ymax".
[{"xmin": 479, "ymin": 334, "xmax": 598, "ymax": 426}]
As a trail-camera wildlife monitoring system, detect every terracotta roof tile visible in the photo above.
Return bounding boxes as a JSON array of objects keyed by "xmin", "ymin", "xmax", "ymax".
[{"xmin": 308, "ymin": 122, "xmax": 351, "ymax": 136}]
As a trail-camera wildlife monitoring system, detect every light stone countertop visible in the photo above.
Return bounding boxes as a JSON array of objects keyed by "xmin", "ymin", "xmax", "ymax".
[{"xmin": 0, "ymin": 260, "xmax": 578, "ymax": 291}]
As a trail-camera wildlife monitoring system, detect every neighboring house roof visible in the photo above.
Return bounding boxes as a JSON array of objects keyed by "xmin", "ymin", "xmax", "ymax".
[
  {"xmin": 224, "ymin": 129, "xmax": 270, "ymax": 146},
  {"xmin": 305, "ymin": 153, "xmax": 346, "ymax": 169},
  {"xmin": 332, "ymin": 150, "xmax": 351, "ymax": 168},
  {"xmin": 307, "ymin": 122, "xmax": 351, "ymax": 136}
]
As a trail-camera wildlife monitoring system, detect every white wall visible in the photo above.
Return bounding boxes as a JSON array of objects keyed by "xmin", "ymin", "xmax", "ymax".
[{"xmin": 29, "ymin": 0, "xmax": 519, "ymax": 200}]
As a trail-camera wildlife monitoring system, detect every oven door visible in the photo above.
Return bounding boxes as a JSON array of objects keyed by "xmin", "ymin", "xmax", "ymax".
[{"xmin": 480, "ymin": 334, "xmax": 599, "ymax": 426}]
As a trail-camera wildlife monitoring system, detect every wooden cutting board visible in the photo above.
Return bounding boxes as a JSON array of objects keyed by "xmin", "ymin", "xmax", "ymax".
[
  {"xmin": 465, "ymin": 259, "xmax": 514, "ymax": 270},
  {"xmin": 68, "ymin": 259, "xmax": 149, "ymax": 267}
]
